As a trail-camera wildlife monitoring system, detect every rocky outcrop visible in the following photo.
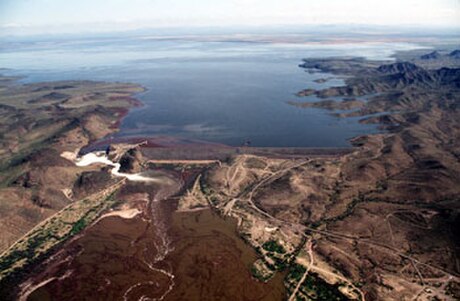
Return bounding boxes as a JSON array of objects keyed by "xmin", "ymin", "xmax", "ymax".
[
  {"xmin": 433, "ymin": 67, "xmax": 460, "ymax": 87},
  {"xmin": 299, "ymin": 60, "xmax": 460, "ymax": 101},
  {"xmin": 118, "ymin": 147, "xmax": 143, "ymax": 173},
  {"xmin": 448, "ymin": 49, "xmax": 460, "ymax": 59},
  {"xmin": 376, "ymin": 62, "xmax": 422, "ymax": 74},
  {"xmin": 28, "ymin": 92, "xmax": 69, "ymax": 104},
  {"xmin": 73, "ymin": 170, "xmax": 113, "ymax": 199},
  {"xmin": 420, "ymin": 51, "xmax": 441, "ymax": 60}
]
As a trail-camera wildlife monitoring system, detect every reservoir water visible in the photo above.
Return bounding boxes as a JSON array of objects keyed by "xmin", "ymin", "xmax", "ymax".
[{"xmin": 0, "ymin": 34, "xmax": 421, "ymax": 146}]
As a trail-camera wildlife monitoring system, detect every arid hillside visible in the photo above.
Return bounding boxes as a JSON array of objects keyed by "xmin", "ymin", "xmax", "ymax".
[
  {"xmin": 0, "ymin": 76, "xmax": 144, "ymax": 252},
  {"xmin": 250, "ymin": 50, "xmax": 460, "ymax": 300}
]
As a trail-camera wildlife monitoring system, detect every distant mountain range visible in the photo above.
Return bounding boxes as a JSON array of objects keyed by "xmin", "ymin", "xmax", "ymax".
[{"xmin": 420, "ymin": 49, "xmax": 460, "ymax": 60}]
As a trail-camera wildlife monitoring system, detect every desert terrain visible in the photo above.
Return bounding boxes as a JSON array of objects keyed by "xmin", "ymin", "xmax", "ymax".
[{"xmin": 0, "ymin": 47, "xmax": 459, "ymax": 300}]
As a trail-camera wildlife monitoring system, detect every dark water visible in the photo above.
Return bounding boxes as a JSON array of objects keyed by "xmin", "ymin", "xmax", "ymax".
[
  {"xmin": 0, "ymin": 36, "xmax": 421, "ymax": 146},
  {"xmin": 27, "ymin": 209, "xmax": 285, "ymax": 301}
]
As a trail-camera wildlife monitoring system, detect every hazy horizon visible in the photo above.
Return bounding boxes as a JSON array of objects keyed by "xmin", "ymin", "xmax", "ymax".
[{"xmin": 1, "ymin": 0, "xmax": 459, "ymax": 36}]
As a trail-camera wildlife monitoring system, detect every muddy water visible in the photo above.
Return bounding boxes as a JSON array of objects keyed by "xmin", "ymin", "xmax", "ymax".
[
  {"xmin": 165, "ymin": 209, "xmax": 286, "ymax": 301},
  {"xmin": 27, "ymin": 204, "xmax": 285, "ymax": 301},
  {"xmin": 27, "ymin": 215, "xmax": 170, "ymax": 301}
]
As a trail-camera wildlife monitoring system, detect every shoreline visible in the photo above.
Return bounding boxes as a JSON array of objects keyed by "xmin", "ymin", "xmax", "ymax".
[
  {"xmin": 2, "ymin": 69, "xmax": 370, "ymax": 154},
  {"xmin": 81, "ymin": 135, "xmax": 354, "ymax": 160}
]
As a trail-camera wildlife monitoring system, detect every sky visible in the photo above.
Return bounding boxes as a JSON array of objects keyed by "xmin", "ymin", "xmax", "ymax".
[{"xmin": 1, "ymin": 0, "xmax": 459, "ymax": 35}]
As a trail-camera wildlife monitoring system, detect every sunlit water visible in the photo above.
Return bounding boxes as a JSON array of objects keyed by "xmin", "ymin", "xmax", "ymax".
[{"xmin": 0, "ymin": 35, "xmax": 422, "ymax": 147}]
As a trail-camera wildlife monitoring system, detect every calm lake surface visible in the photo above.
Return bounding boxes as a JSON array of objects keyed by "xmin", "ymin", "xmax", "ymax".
[{"xmin": 0, "ymin": 35, "xmax": 421, "ymax": 146}]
